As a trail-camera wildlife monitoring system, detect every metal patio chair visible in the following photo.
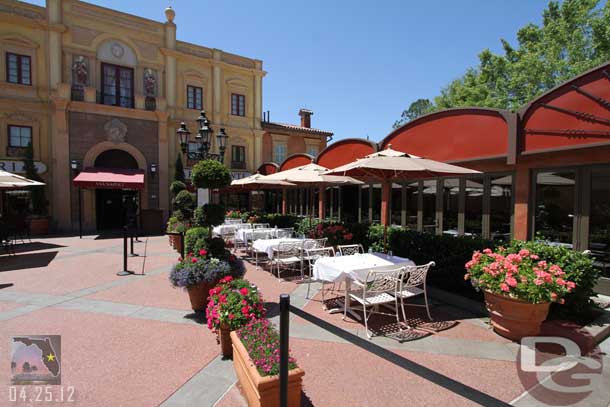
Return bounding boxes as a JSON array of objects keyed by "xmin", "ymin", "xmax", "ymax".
[
  {"xmin": 337, "ymin": 244, "xmax": 364, "ymax": 256},
  {"xmin": 395, "ymin": 262, "xmax": 435, "ymax": 323},
  {"xmin": 304, "ymin": 246, "xmax": 335, "ymax": 299},
  {"xmin": 270, "ymin": 240, "xmax": 303, "ymax": 281}
]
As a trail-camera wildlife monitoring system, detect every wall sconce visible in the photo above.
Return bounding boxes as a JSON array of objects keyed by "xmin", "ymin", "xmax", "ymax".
[
  {"xmin": 150, "ymin": 163, "xmax": 158, "ymax": 176},
  {"xmin": 70, "ymin": 159, "xmax": 80, "ymax": 172}
]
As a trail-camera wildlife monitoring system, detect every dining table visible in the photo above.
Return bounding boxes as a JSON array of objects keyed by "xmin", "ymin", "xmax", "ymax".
[
  {"xmin": 212, "ymin": 223, "xmax": 244, "ymax": 237},
  {"xmin": 312, "ymin": 252, "xmax": 415, "ymax": 320},
  {"xmin": 234, "ymin": 228, "xmax": 279, "ymax": 243}
]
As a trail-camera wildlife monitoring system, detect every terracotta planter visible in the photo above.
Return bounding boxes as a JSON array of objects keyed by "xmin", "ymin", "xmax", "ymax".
[
  {"xmin": 219, "ymin": 324, "xmax": 233, "ymax": 358},
  {"xmin": 484, "ymin": 291, "xmax": 550, "ymax": 341},
  {"xmin": 230, "ymin": 331, "xmax": 304, "ymax": 407},
  {"xmin": 186, "ymin": 281, "xmax": 215, "ymax": 312},
  {"xmin": 28, "ymin": 217, "xmax": 49, "ymax": 236},
  {"xmin": 174, "ymin": 237, "xmax": 183, "ymax": 255}
]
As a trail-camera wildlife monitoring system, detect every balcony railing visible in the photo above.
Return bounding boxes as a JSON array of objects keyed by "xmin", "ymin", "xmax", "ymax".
[{"xmin": 231, "ymin": 161, "xmax": 246, "ymax": 169}]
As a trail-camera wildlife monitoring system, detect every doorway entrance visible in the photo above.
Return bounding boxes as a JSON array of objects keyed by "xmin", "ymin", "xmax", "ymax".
[{"xmin": 93, "ymin": 149, "xmax": 140, "ymax": 230}]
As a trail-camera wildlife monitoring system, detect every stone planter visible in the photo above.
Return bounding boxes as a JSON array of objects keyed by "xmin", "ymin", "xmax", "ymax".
[
  {"xmin": 484, "ymin": 291, "xmax": 550, "ymax": 341},
  {"xmin": 186, "ymin": 281, "xmax": 215, "ymax": 312},
  {"xmin": 28, "ymin": 217, "xmax": 49, "ymax": 236},
  {"xmin": 219, "ymin": 324, "xmax": 233, "ymax": 358},
  {"xmin": 230, "ymin": 331, "xmax": 304, "ymax": 407}
]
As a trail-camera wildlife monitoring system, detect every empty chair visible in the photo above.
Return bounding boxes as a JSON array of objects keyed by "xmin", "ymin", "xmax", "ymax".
[
  {"xmin": 395, "ymin": 262, "xmax": 435, "ymax": 323},
  {"xmin": 345, "ymin": 267, "xmax": 406, "ymax": 339},
  {"xmin": 303, "ymin": 238, "xmax": 327, "ymax": 252},
  {"xmin": 338, "ymin": 244, "xmax": 364, "ymax": 256},
  {"xmin": 276, "ymin": 228, "xmax": 294, "ymax": 238},
  {"xmin": 304, "ymin": 246, "xmax": 335, "ymax": 299},
  {"xmin": 233, "ymin": 224, "xmax": 253, "ymax": 252},
  {"xmin": 270, "ymin": 240, "xmax": 303, "ymax": 281},
  {"xmin": 253, "ymin": 223, "xmax": 270, "ymax": 229}
]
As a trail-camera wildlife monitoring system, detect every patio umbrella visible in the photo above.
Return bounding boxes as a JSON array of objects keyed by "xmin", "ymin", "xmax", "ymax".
[
  {"xmin": 325, "ymin": 145, "xmax": 481, "ymax": 250},
  {"xmin": 263, "ymin": 162, "xmax": 363, "ymax": 223},
  {"xmin": 0, "ymin": 169, "xmax": 45, "ymax": 189},
  {"xmin": 230, "ymin": 173, "xmax": 296, "ymax": 189}
]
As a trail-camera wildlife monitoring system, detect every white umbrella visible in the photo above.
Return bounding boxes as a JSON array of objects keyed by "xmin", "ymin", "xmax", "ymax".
[
  {"xmin": 230, "ymin": 173, "xmax": 295, "ymax": 188},
  {"xmin": 0, "ymin": 169, "xmax": 45, "ymax": 189}
]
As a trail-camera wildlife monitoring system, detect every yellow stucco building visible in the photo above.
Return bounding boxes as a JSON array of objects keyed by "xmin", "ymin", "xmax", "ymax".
[{"xmin": 0, "ymin": 0, "xmax": 273, "ymax": 232}]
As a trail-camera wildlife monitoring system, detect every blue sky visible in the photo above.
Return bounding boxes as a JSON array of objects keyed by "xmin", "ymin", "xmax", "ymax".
[{"xmin": 26, "ymin": 0, "xmax": 550, "ymax": 141}]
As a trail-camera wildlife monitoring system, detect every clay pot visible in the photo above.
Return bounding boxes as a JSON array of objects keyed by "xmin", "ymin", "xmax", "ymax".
[
  {"xmin": 186, "ymin": 281, "xmax": 215, "ymax": 312},
  {"xmin": 484, "ymin": 291, "xmax": 550, "ymax": 341},
  {"xmin": 230, "ymin": 331, "xmax": 304, "ymax": 407},
  {"xmin": 219, "ymin": 324, "xmax": 233, "ymax": 358}
]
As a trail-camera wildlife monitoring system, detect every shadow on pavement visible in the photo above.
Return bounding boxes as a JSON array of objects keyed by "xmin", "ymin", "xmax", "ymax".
[
  {"xmin": 7, "ymin": 242, "xmax": 66, "ymax": 254},
  {"xmin": 183, "ymin": 311, "xmax": 207, "ymax": 324},
  {"xmin": 0, "ymin": 251, "xmax": 58, "ymax": 272},
  {"xmin": 0, "ymin": 283, "xmax": 14, "ymax": 289},
  {"xmin": 290, "ymin": 305, "xmax": 511, "ymax": 407}
]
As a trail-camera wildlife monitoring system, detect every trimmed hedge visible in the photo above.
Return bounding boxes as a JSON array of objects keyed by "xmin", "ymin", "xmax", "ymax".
[{"xmin": 184, "ymin": 227, "xmax": 209, "ymax": 255}]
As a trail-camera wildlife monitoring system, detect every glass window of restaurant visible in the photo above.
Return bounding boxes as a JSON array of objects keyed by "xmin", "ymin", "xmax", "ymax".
[
  {"xmin": 360, "ymin": 185, "xmax": 369, "ymax": 223},
  {"xmin": 390, "ymin": 182, "xmax": 402, "ymax": 225},
  {"xmin": 490, "ymin": 174, "xmax": 513, "ymax": 242},
  {"xmin": 442, "ymin": 179, "xmax": 459, "ymax": 236},
  {"xmin": 533, "ymin": 170, "xmax": 576, "ymax": 245},
  {"xmin": 371, "ymin": 184, "xmax": 381, "ymax": 223},
  {"xmin": 589, "ymin": 166, "xmax": 610, "ymax": 278},
  {"xmin": 465, "ymin": 177, "xmax": 484, "ymax": 237},
  {"xmin": 405, "ymin": 181, "xmax": 419, "ymax": 229},
  {"xmin": 422, "ymin": 180, "xmax": 437, "ymax": 234}
]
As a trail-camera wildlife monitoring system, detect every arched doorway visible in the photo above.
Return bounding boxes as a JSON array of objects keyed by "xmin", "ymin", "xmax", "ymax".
[{"xmin": 94, "ymin": 149, "xmax": 139, "ymax": 230}]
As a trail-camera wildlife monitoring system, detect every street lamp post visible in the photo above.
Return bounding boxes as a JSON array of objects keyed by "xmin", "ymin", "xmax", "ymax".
[{"xmin": 177, "ymin": 110, "xmax": 228, "ymax": 164}]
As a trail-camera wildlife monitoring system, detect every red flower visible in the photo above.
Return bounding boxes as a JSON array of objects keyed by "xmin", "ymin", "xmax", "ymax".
[
  {"xmin": 191, "ymin": 257, "xmax": 198, "ymax": 263},
  {"xmin": 239, "ymin": 287, "xmax": 249, "ymax": 296},
  {"xmin": 241, "ymin": 305, "xmax": 251, "ymax": 316},
  {"xmin": 199, "ymin": 249, "xmax": 208, "ymax": 257},
  {"xmin": 219, "ymin": 276, "xmax": 233, "ymax": 284},
  {"xmin": 228, "ymin": 313, "xmax": 235, "ymax": 320},
  {"xmin": 178, "ymin": 256, "xmax": 183, "ymax": 262}
]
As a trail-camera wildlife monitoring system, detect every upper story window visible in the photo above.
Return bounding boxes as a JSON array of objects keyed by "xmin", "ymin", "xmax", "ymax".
[
  {"xmin": 101, "ymin": 63, "xmax": 134, "ymax": 108},
  {"xmin": 231, "ymin": 93, "xmax": 245, "ymax": 116},
  {"xmin": 306, "ymin": 144, "xmax": 319, "ymax": 157},
  {"xmin": 6, "ymin": 53, "xmax": 31, "ymax": 85},
  {"xmin": 231, "ymin": 145, "xmax": 246, "ymax": 169},
  {"xmin": 273, "ymin": 142, "xmax": 287, "ymax": 164},
  {"xmin": 187, "ymin": 86, "xmax": 203, "ymax": 110},
  {"xmin": 7, "ymin": 125, "xmax": 32, "ymax": 157}
]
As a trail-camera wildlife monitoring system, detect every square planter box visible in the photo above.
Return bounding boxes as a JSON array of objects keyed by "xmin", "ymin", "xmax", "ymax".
[{"xmin": 230, "ymin": 331, "xmax": 304, "ymax": 407}]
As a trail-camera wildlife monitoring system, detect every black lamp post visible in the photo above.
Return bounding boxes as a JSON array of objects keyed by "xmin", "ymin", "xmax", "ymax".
[{"xmin": 177, "ymin": 110, "xmax": 228, "ymax": 164}]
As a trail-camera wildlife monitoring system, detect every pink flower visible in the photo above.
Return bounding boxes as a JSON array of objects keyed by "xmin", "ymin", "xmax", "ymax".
[
  {"xmin": 228, "ymin": 313, "xmax": 235, "ymax": 320},
  {"xmin": 464, "ymin": 273, "xmax": 470, "ymax": 280},
  {"xmin": 240, "ymin": 287, "xmax": 249, "ymax": 296},
  {"xmin": 483, "ymin": 248, "xmax": 492, "ymax": 255},
  {"xmin": 191, "ymin": 257, "xmax": 198, "ymax": 263},
  {"xmin": 500, "ymin": 283, "xmax": 510, "ymax": 292},
  {"xmin": 199, "ymin": 249, "xmax": 208, "ymax": 256},
  {"xmin": 550, "ymin": 292, "xmax": 558, "ymax": 301},
  {"xmin": 534, "ymin": 278, "xmax": 544, "ymax": 286},
  {"xmin": 566, "ymin": 281, "xmax": 576, "ymax": 289},
  {"xmin": 505, "ymin": 276, "xmax": 518, "ymax": 288},
  {"xmin": 518, "ymin": 249, "xmax": 530, "ymax": 257},
  {"xmin": 530, "ymin": 254, "xmax": 539, "ymax": 260}
]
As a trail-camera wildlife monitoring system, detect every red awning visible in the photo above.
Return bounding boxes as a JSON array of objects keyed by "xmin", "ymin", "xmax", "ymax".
[{"xmin": 73, "ymin": 167, "xmax": 145, "ymax": 190}]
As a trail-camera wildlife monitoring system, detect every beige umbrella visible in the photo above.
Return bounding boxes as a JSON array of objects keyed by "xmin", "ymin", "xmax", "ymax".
[
  {"xmin": 325, "ymin": 145, "xmax": 481, "ymax": 250},
  {"xmin": 0, "ymin": 169, "xmax": 45, "ymax": 189},
  {"xmin": 230, "ymin": 173, "xmax": 295, "ymax": 189}
]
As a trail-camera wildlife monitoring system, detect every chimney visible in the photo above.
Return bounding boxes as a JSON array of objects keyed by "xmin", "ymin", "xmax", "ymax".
[{"xmin": 298, "ymin": 108, "xmax": 313, "ymax": 128}]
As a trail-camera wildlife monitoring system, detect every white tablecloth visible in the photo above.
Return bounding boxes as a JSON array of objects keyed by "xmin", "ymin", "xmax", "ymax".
[
  {"xmin": 312, "ymin": 253, "xmax": 415, "ymax": 283},
  {"xmin": 252, "ymin": 238, "xmax": 305, "ymax": 258},
  {"xmin": 235, "ymin": 228, "xmax": 278, "ymax": 242},
  {"xmin": 212, "ymin": 224, "xmax": 243, "ymax": 236}
]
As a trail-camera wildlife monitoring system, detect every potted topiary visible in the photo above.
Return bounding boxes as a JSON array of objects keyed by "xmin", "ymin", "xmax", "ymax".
[
  {"xmin": 206, "ymin": 277, "xmax": 265, "ymax": 358},
  {"xmin": 231, "ymin": 319, "xmax": 303, "ymax": 407},
  {"xmin": 465, "ymin": 246, "xmax": 576, "ymax": 341},
  {"xmin": 169, "ymin": 249, "xmax": 238, "ymax": 312}
]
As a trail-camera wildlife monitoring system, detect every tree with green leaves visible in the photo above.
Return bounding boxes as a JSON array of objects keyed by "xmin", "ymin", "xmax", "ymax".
[
  {"xmin": 395, "ymin": 0, "xmax": 610, "ymax": 123},
  {"xmin": 393, "ymin": 98, "xmax": 435, "ymax": 128},
  {"xmin": 191, "ymin": 159, "xmax": 232, "ymax": 190},
  {"xmin": 174, "ymin": 155, "xmax": 185, "ymax": 183}
]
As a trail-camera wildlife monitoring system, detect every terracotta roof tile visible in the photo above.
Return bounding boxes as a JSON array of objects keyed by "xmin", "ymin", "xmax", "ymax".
[{"xmin": 262, "ymin": 121, "xmax": 333, "ymax": 136}]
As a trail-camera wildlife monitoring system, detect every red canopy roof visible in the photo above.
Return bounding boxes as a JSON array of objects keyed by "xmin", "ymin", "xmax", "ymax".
[{"xmin": 73, "ymin": 168, "xmax": 145, "ymax": 190}]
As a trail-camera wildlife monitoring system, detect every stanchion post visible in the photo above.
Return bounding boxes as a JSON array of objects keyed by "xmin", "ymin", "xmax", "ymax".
[
  {"xmin": 117, "ymin": 226, "xmax": 133, "ymax": 276},
  {"xmin": 180, "ymin": 231, "xmax": 185, "ymax": 260},
  {"xmin": 279, "ymin": 294, "xmax": 290, "ymax": 407}
]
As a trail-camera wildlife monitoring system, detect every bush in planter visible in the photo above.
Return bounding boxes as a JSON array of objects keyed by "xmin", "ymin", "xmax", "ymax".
[
  {"xmin": 206, "ymin": 277, "xmax": 265, "ymax": 332},
  {"xmin": 191, "ymin": 159, "xmax": 232, "ymax": 189},
  {"xmin": 169, "ymin": 250, "xmax": 239, "ymax": 289},
  {"xmin": 236, "ymin": 318, "xmax": 297, "ymax": 376},
  {"xmin": 507, "ymin": 240, "xmax": 599, "ymax": 319},
  {"xmin": 310, "ymin": 222, "xmax": 354, "ymax": 246},
  {"xmin": 201, "ymin": 203, "xmax": 226, "ymax": 228},
  {"xmin": 170, "ymin": 180, "xmax": 187, "ymax": 197},
  {"xmin": 185, "ymin": 227, "xmax": 209, "ymax": 254},
  {"xmin": 465, "ymin": 247, "xmax": 575, "ymax": 304},
  {"xmin": 173, "ymin": 190, "xmax": 196, "ymax": 218},
  {"xmin": 166, "ymin": 216, "xmax": 188, "ymax": 233}
]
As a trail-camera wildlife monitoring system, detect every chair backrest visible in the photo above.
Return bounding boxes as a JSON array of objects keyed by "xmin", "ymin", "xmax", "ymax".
[
  {"xmin": 253, "ymin": 223, "xmax": 270, "ymax": 229},
  {"xmin": 238, "ymin": 223, "xmax": 253, "ymax": 230},
  {"xmin": 303, "ymin": 238, "xmax": 327, "ymax": 250},
  {"xmin": 305, "ymin": 247, "xmax": 335, "ymax": 266},
  {"xmin": 251, "ymin": 229, "xmax": 272, "ymax": 241},
  {"xmin": 276, "ymin": 228, "xmax": 293, "ymax": 238},
  {"xmin": 363, "ymin": 267, "xmax": 406, "ymax": 296},
  {"xmin": 402, "ymin": 262, "xmax": 435, "ymax": 289},
  {"xmin": 276, "ymin": 240, "xmax": 303, "ymax": 259},
  {"xmin": 338, "ymin": 244, "xmax": 364, "ymax": 256}
]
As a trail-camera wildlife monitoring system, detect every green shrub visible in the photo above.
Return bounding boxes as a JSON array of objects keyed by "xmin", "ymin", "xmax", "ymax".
[
  {"xmin": 205, "ymin": 237, "xmax": 227, "ymax": 258},
  {"xmin": 201, "ymin": 203, "xmax": 226, "ymax": 228},
  {"xmin": 172, "ymin": 190, "xmax": 196, "ymax": 218},
  {"xmin": 166, "ymin": 215, "xmax": 188, "ymax": 233},
  {"xmin": 193, "ymin": 207, "xmax": 205, "ymax": 227},
  {"xmin": 258, "ymin": 213, "xmax": 300, "ymax": 228},
  {"xmin": 507, "ymin": 240, "xmax": 600, "ymax": 319},
  {"xmin": 191, "ymin": 159, "xmax": 231, "ymax": 189},
  {"xmin": 185, "ymin": 227, "xmax": 209, "ymax": 255},
  {"xmin": 170, "ymin": 180, "xmax": 187, "ymax": 197}
]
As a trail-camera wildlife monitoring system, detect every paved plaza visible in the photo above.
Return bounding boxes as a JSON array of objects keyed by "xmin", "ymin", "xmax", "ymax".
[{"xmin": 1, "ymin": 235, "xmax": 609, "ymax": 407}]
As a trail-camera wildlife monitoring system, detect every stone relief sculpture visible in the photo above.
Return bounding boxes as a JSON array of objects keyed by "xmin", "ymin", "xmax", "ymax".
[
  {"xmin": 144, "ymin": 69, "xmax": 156, "ymax": 97},
  {"xmin": 104, "ymin": 119, "xmax": 128, "ymax": 143},
  {"xmin": 72, "ymin": 56, "xmax": 88, "ymax": 86}
]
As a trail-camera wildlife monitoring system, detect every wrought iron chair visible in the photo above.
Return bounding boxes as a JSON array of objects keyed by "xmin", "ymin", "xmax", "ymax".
[
  {"xmin": 395, "ymin": 262, "xmax": 435, "ymax": 323},
  {"xmin": 253, "ymin": 223, "xmax": 270, "ymax": 229},
  {"xmin": 233, "ymin": 224, "xmax": 253, "ymax": 252},
  {"xmin": 345, "ymin": 267, "xmax": 406, "ymax": 339},
  {"xmin": 304, "ymin": 246, "xmax": 335, "ymax": 299},
  {"xmin": 337, "ymin": 244, "xmax": 364, "ymax": 256},
  {"xmin": 270, "ymin": 240, "xmax": 303, "ymax": 281}
]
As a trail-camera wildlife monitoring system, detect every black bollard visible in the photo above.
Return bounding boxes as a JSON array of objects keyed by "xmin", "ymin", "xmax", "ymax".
[
  {"xmin": 129, "ymin": 234, "xmax": 138, "ymax": 257},
  {"xmin": 180, "ymin": 231, "xmax": 186, "ymax": 260},
  {"xmin": 279, "ymin": 294, "xmax": 290, "ymax": 407},
  {"xmin": 117, "ymin": 226, "xmax": 133, "ymax": 276}
]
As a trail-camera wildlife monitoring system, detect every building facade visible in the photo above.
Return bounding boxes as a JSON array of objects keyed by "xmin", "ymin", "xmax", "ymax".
[{"xmin": 0, "ymin": 0, "xmax": 330, "ymax": 233}]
